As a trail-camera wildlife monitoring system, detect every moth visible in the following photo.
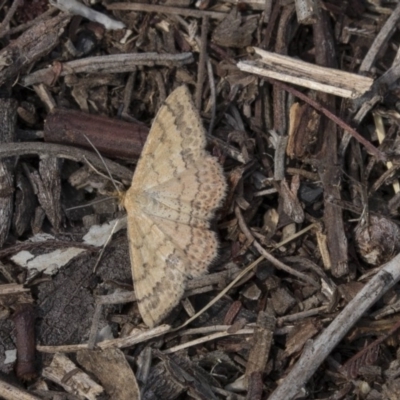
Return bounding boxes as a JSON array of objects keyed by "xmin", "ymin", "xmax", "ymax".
[{"xmin": 123, "ymin": 86, "xmax": 227, "ymax": 327}]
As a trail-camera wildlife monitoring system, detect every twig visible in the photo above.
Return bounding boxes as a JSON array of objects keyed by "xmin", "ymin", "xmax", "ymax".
[
  {"xmin": 0, "ymin": 377, "xmax": 41, "ymax": 400},
  {"xmin": 174, "ymin": 216, "xmax": 319, "ymax": 331},
  {"xmin": 163, "ymin": 328, "xmax": 254, "ymax": 354},
  {"xmin": 235, "ymin": 205, "xmax": 319, "ymax": 287},
  {"xmin": 175, "ymin": 256, "xmax": 265, "ymax": 331},
  {"xmin": 176, "ymin": 324, "xmax": 255, "ymax": 337},
  {"xmin": 21, "ymin": 53, "xmax": 195, "ymax": 86},
  {"xmin": 0, "ymin": 142, "xmax": 132, "ymax": 182},
  {"xmin": 238, "ymin": 47, "xmax": 373, "ymax": 98},
  {"xmin": 106, "ymin": 2, "xmax": 226, "ymax": 20},
  {"xmin": 369, "ymin": 163, "xmax": 400, "ymax": 194},
  {"xmin": 267, "ymin": 79, "xmax": 386, "ymax": 161},
  {"xmin": 359, "ymin": 2, "xmax": 400, "ymax": 73},
  {"xmin": 206, "ymin": 58, "xmax": 217, "ymax": 136},
  {"xmin": 12, "ymin": 304, "xmax": 37, "ymax": 380},
  {"xmin": 195, "ymin": 16, "xmax": 209, "ymax": 111},
  {"xmin": 0, "ymin": 283, "xmax": 28, "ymax": 295},
  {"xmin": 277, "ymin": 305, "xmax": 327, "ymax": 324},
  {"xmin": 0, "ymin": 7, "xmax": 58, "ymax": 38},
  {"xmin": 37, "ymin": 325, "xmax": 172, "ymax": 352},
  {"xmin": 268, "ymin": 252, "xmax": 400, "ymax": 400},
  {"xmin": 0, "ymin": 0, "xmax": 23, "ymax": 37}
]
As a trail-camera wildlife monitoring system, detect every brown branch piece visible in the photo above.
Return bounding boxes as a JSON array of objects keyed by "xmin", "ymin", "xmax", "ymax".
[
  {"xmin": 311, "ymin": 3, "xmax": 349, "ymax": 279},
  {"xmin": 12, "ymin": 303, "xmax": 37, "ymax": 381},
  {"xmin": 44, "ymin": 108, "xmax": 149, "ymax": 160}
]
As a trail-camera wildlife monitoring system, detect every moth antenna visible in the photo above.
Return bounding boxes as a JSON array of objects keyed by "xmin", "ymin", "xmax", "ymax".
[
  {"xmin": 83, "ymin": 156, "xmax": 124, "ymax": 195},
  {"xmin": 82, "ymin": 134, "xmax": 122, "ymax": 195},
  {"xmin": 83, "ymin": 156, "xmax": 117, "ymax": 183},
  {"xmin": 65, "ymin": 196, "xmax": 115, "ymax": 211}
]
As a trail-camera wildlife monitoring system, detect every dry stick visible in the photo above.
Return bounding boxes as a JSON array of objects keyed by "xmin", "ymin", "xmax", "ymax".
[
  {"xmin": 121, "ymin": 70, "xmax": 136, "ymax": 118},
  {"xmin": 0, "ymin": 284, "xmax": 28, "ymax": 295},
  {"xmin": 267, "ymin": 79, "xmax": 386, "ymax": 162},
  {"xmin": 21, "ymin": 52, "xmax": 194, "ymax": 86},
  {"xmin": 175, "ymin": 218, "xmax": 319, "ymax": 331},
  {"xmin": 0, "ymin": 377, "xmax": 41, "ymax": 400},
  {"xmin": 0, "ymin": 142, "xmax": 132, "ymax": 182},
  {"xmin": 234, "ymin": 205, "xmax": 319, "ymax": 288},
  {"xmin": 340, "ymin": 94, "xmax": 382, "ymax": 159},
  {"xmin": 0, "ymin": 0, "xmax": 23, "ymax": 37},
  {"xmin": 268, "ymin": 252, "xmax": 400, "ymax": 400},
  {"xmin": 163, "ymin": 328, "xmax": 254, "ymax": 354},
  {"xmin": 0, "ymin": 7, "xmax": 58, "ymax": 38},
  {"xmin": 178, "ymin": 324, "xmax": 253, "ymax": 336},
  {"xmin": 277, "ymin": 305, "xmax": 328, "ymax": 324},
  {"xmin": 37, "ymin": 324, "xmax": 172, "ymax": 352},
  {"xmin": 369, "ymin": 163, "xmax": 400, "ymax": 194},
  {"xmin": 106, "ymin": 2, "xmax": 226, "ymax": 20},
  {"xmin": 174, "ymin": 256, "xmax": 265, "ymax": 330},
  {"xmin": 206, "ymin": 58, "xmax": 217, "ymax": 136},
  {"xmin": 359, "ymin": 1, "xmax": 400, "ymax": 73},
  {"xmin": 195, "ymin": 16, "xmax": 209, "ymax": 111},
  {"xmin": 272, "ymin": 223, "xmax": 316, "ymax": 250},
  {"xmin": 173, "ymin": 15, "xmax": 219, "ymax": 144}
]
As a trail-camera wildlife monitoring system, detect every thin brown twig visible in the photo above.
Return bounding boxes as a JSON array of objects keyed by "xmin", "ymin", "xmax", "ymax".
[
  {"xmin": 206, "ymin": 58, "xmax": 217, "ymax": 135},
  {"xmin": 195, "ymin": 16, "xmax": 209, "ymax": 111},
  {"xmin": 268, "ymin": 78, "xmax": 386, "ymax": 162},
  {"xmin": 234, "ymin": 204, "xmax": 320, "ymax": 288},
  {"xmin": 0, "ymin": 0, "xmax": 23, "ymax": 37}
]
